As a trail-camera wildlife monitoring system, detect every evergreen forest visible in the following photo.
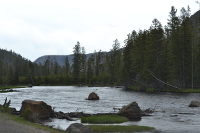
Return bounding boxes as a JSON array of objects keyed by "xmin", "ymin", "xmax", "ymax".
[{"xmin": 1, "ymin": 6, "xmax": 200, "ymax": 90}]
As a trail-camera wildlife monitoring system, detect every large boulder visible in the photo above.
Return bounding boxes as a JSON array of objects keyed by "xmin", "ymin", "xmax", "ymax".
[
  {"xmin": 87, "ymin": 92, "xmax": 99, "ymax": 100},
  {"xmin": 118, "ymin": 102, "xmax": 142, "ymax": 120},
  {"xmin": 66, "ymin": 123, "xmax": 93, "ymax": 133},
  {"xmin": 189, "ymin": 100, "xmax": 200, "ymax": 107},
  {"xmin": 20, "ymin": 100, "xmax": 53, "ymax": 121}
]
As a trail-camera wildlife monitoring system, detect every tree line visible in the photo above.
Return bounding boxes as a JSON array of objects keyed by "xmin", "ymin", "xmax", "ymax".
[{"xmin": 1, "ymin": 6, "xmax": 200, "ymax": 89}]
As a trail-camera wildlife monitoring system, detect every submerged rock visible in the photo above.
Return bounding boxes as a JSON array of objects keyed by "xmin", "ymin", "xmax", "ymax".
[
  {"xmin": 87, "ymin": 92, "xmax": 99, "ymax": 100},
  {"xmin": 189, "ymin": 100, "xmax": 200, "ymax": 107},
  {"xmin": 66, "ymin": 123, "xmax": 93, "ymax": 133},
  {"xmin": 20, "ymin": 100, "xmax": 53, "ymax": 121},
  {"xmin": 118, "ymin": 101, "xmax": 142, "ymax": 120}
]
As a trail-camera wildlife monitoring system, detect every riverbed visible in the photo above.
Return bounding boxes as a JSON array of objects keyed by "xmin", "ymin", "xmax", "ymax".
[{"xmin": 0, "ymin": 86, "xmax": 200, "ymax": 132}]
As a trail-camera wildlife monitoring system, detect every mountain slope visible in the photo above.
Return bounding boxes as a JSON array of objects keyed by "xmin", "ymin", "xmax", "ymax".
[
  {"xmin": 34, "ymin": 53, "xmax": 99, "ymax": 66},
  {"xmin": 34, "ymin": 55, "xmax": 74, "ymax": 66}
]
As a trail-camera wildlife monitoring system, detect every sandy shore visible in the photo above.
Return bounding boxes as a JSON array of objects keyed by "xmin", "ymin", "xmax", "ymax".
[{"xmin": 0, "ymin": 113, "xmax": 61, "ymax": 133}]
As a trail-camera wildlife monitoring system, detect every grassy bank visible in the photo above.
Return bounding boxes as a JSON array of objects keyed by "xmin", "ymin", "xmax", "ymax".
[
  {"xmin": 82, "ymin": 115, "xmax": 154, "ymax": 132},
  {"xmin": 88, "ymin": 125, "xmax": 154, "ymax": 132},
  {"xmin": 81, "ymin": 115, "xmax": 129, "ymax": 124},
  {"xmin": 147, "ymin": 88, "xmax": 200, "ymax": 93},
  {"xmin": 129, "ymin": 86, "xmax": 200, "ymax": 93},
  {"xmin": 0, "ymin": 86, "xmax": 25, "ymax": 93},
  {"xmin": 11, "ymin": 114, "xmax": 65, "ymax": 133},
  {"xmin": 0, "ymin": 86, "xmax": 25, "ymax": 89}
]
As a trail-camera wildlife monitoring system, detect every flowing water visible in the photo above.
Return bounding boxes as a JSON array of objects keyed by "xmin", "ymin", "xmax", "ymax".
[{"xmin": 0, "ymin": 86, "xmax": 200, "ymax": 133}]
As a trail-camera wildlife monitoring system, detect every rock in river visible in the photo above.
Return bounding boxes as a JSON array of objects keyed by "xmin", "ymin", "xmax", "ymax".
[
  {"xmin": 87, "ymin": 92, "xmax": 99, "ymax": 100},
  {"xmin": 20, "ymin": 100, "xmax": 53, "ymax": 121},
  {"xmin": 189, "ymin": 100, "xmax": 200, "ymax": 107},
  {"xmin": 118, "ymin": 101, "xmax": 142, "ymax": 120},
  {"xmin": 66, "ymin": 123, "xmax": 93, "ymax": 133}
]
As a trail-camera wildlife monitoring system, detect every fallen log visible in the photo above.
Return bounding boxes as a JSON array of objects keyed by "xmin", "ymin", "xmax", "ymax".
[{"xmin": 54, "ymin": 111, "xmax": 74, "ymax": 121}]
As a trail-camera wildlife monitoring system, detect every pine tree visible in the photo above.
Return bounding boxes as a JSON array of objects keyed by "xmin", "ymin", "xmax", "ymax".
[
  {"xmin": 6, "ymin": 66, "xmax": 14, "ymax": 85},
  {"xmin": 86, "ymin": 56, "xmax": 94, "ymax": 85},
  {"xmin": 167, "ymin": 6, "xmax": 193, "ymax": 88},
  {"xmin": 80, "ymin": 47, "xmax": 87, "ymax": 83},
  {"xmin": 131, "ymin": 30, "xmax": 148, "ymax": 84},
  {"xmin": 65, "ymin": 56, "xmax": 70, "ymax": 75},
  {"xmin": 167, "ymin": 6, "xmax": 182, "ymax": 88},
  {"xmin": 122, "ymin": 31, "xmax": 136, "ymax": 86},
  {"xmin": 179, "ymin": 7, "xmax": 193, "ymax": 88},
  {"xmin": 144, "ymin": 19, "xmax": 165, "ymax": 88},
  {"xmin": 53, "ymin": 61, "xmax": 59, "ymax": 75},
  {"xmin": 0, "ymin": 60, "xmax": 3, "ymax": 85},
  {"xmin": 43, "ymin": 57, "xmax": 51, "ymax": 76},
  {"xmin": 108, "ymin": 39, "xmax": 122, "ymax": 84},
  {"xmin": 72, "ymin": 41, "xmax": 81, "ymax": 83}
]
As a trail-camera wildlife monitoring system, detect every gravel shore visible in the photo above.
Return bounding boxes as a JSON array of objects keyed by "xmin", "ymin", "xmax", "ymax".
[{"xmin": 0, "ymin": 113, "xmax": 60, "ymax": 133}]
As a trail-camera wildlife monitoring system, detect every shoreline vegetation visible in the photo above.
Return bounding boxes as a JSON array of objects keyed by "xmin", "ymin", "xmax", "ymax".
[
  {"xmin": 2, "ymin": 85, "xmax": 200, "ymax": 93},
  {"xmin": 81, "ymin": 115, "xmax": 129, "ymax": 124},
  {"xmin": 0, "ymin": 86, "xmax": 25, "ymax": 93},
  {"xmin": 128, "ymin": 86, "xmax": 200, "ymax": 93}
]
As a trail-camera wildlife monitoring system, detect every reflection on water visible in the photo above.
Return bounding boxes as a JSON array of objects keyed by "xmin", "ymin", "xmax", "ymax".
[{"xmin": 0, "ymin": 86, "xmax": 200, "ymax": 132}]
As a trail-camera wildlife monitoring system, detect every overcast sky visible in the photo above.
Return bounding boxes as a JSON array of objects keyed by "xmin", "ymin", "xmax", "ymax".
[{"xmin": 0, "ymin": 0, "xmax": 199, "ymax": 61}]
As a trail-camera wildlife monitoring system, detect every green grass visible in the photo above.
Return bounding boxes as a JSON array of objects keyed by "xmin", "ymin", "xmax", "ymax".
[
  {"xmin": 0, "ymin": 105, "xmax": 16, "ymax": 113},
  {"xmin": 81, "ymin": 115, "xmax": 129, "ymax": 124},
  {"xmin": 88, "ymin": 125, "xmax": 154, "ymax": 132},
  {"xmin": 0, "ymin": 86, "xmax": 25, "ymax": 90},
  {"xmin": 0, "ymin": 86, "xmax": 25, "ymax": 93},
  {"xmin": 129, "ymin": 86, "xmax": 138, "ymax": 91},
  {"xmin": 164, "ymin": 88, "xmax": 200, "ymax": 93},
  {"xmin": 146, "ymin": 88, "xmax": 155, "ymax": 92},
  {"xmin": 128, "ymin": 85, "xmax": 200, "ymax": 93},
  {"xmin": 0, "ymin": 90, "xmax": 14, "ymax": 93},
  {"xmin": 179, "ymin": 89, "xmax": 200, "ymax": 93},
  {"xmin": 12, "ymin": 115, "xmax": 65, "ymax": 132}
]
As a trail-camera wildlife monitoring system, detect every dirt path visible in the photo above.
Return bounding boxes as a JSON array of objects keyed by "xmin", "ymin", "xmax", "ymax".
[{"xmin": 0, "ymin": 113, "xmax": 60, "ymax": 133}]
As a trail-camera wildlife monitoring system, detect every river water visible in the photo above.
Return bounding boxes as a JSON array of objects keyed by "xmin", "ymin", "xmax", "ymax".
[{"xmin": 0, "ymin": 86, "xmax": 200, "ymax": 133}]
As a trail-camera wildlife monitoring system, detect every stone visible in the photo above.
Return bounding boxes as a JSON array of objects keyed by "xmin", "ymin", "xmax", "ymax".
[
  {"xmin": 65, "ymin": 123, "xmax": 93, "ymax": 133},
  {"xmin": 118, "ymin": 102, "xmax": 142, "ymax": 120},
  {"xmin": 189, "ymin": 100, "xmax": 200, "ymax": 107},
  {"xmin": 20, "ymin": 100, "xmax": 53, "ymax": 121},
  {"xmin": 87, "ymin": 92, "xmax": 99, "ymax": 100}
]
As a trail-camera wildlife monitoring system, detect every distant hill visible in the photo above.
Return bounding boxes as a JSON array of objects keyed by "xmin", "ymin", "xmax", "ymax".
[
  {"xmin": 190, "ymin": 10, "xmax": 200, "ymax": 29},
  {"xmin": 34, "ymin": 55, "xmax": 73, "ymax": 66},
  {"xmin": 0, "ymin": 48, "xmax": 30, "ymax": 66},
  {"xmin": 34, "ymin": 53, "xmax": 104, "ymax": 66},
  {"xmin": 0, "ymin": 48, "xmax": 31, "ymax": 78}
]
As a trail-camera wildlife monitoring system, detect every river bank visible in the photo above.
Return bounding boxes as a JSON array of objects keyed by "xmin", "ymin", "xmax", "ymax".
[
  {"xmin": 0, "ymin": 112, "xmax": 64, "ymax": 133},
  {"xmin": 128, "ymin": 86, "xmax": 200, "ymax": 93}
]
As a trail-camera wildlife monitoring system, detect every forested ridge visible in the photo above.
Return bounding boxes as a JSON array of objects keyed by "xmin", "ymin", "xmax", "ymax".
[{"xmin": 1, "ymin": 6, "xmax": 200, "ymax": 90}]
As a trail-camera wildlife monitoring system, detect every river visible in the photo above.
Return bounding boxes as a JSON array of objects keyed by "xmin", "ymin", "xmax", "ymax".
[{"xmin": 0, "ymin": 86, "xmax": 200, "ymax": 133}]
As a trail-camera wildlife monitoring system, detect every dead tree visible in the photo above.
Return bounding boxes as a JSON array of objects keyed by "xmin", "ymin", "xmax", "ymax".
[{"xmin": 3, "ymin": 97, "xmax": 11, "ymax": 107}]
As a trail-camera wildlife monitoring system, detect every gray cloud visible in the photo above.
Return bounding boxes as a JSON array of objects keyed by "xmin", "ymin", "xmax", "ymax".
[{"xmin": 0, "ymin": 0, "xmax": 198, "ymax": 61}]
